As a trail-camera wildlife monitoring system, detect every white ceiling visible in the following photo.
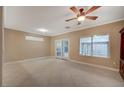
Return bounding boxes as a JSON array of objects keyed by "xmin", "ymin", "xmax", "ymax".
[{"xmin": 4, "ymin": 6, "xmax": 124, "ymax": 36}]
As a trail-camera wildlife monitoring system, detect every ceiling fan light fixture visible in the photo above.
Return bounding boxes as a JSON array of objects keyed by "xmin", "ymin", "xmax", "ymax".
[{"xmin": 77, "ymin": 16, "xmax": 85, "ymax": 21}]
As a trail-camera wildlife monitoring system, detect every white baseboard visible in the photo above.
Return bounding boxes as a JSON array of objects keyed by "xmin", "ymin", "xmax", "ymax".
[
  {"xmin": 69, "ymin": 59, "xmax": 119, "ymax": 72},
  {"xmin": 3, "ymin": 56, "xmax": 53, "ymax": 65},
  {"xmin": 48, "ymin": 56, "xmax": 119, "ymax": 72}
]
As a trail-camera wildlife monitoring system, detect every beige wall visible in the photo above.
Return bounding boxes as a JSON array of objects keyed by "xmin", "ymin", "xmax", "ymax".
[
  {"xmin": 0, "ymin": 6, "xmax": 3, "ymax": 86},
  {"xmin": 4, "ymin": 28, "xmax": 51, "ymax": 63},
  {"xmin": 4, "ymin": 20, "xmax": 124, "ymax": 69},
  {"xmin": 51, "ymin": 20, "xmax": 124, "ymax": 69}
]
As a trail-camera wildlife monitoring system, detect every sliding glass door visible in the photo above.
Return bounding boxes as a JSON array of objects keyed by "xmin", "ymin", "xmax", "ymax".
[
  {"xmin": 55, "ymin": 40, "xmax": 62, "ymax": 57},
  {"xmin": 62, "ymin": 39, "xmax": 69, "ymax": 58},
  {"xmin": 55, "ymin": 39, "xmax": 69, "ymax": 58}
]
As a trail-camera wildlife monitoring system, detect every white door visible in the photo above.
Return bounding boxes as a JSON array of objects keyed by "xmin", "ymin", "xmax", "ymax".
[
  {"xmin": 62, "ymin": 39, "xmax": 69, "ymax": 58},
  {"xmin": 55, "ymin": 39, "xmax": 69, "ymax": 58},
  {"xmin": 55, "ymin": 40, "xmax": 62, "ymax": 58}
]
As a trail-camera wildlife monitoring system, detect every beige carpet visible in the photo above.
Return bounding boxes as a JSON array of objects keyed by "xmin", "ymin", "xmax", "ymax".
[{"xmin": 2, "ymin": 58, "xmax": 124, "ymax": 87}]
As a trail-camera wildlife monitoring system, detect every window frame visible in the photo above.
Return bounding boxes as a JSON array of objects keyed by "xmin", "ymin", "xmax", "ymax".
[
  {"xmin": 79, "ymin": 35, "xmax": 110, "ymax": 58},
  {"xmin": 79, "ymin": 36, "xmax": 92, "ymax": 56}
]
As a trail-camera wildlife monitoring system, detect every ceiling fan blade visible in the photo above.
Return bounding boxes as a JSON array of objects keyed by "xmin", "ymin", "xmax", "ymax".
[
  {"xmin": 86, "ymin": 16, "xmax": 98, "ymax": 20},
  {"xmin": 70, "ymin": 6, "xmax": 79, "ymax": 14},
  {"xmin": 86, "ymin": 6, "xmax": 101, "ymax": 15},
  {"xmin": 79, "ymin": 8, "xmax": 84, "ymax": 15},
  {"xmin": 65, "ymin": 17, "xmax": 77, "ymax": 22}
]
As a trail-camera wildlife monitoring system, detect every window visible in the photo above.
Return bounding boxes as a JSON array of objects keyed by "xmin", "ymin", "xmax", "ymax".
[
  {"xmin": 80, "ymin": 37, "xmax": 92, "ymax": 56},
  {"xmin": 25, "ymin": 36, "xmax": 44, "ymax": 42},
  {"xmin": 92, "ymin": 35, "xmax": 109, "ymax": 57},
  {"xmin": 80, "ymin": 35, "xmax": 109, "ymax": 57}
]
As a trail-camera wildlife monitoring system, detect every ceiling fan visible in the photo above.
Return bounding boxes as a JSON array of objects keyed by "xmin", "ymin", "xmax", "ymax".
[{"xmin": 65, "ymin": 6, "xmax": 101, "ymax": 24}]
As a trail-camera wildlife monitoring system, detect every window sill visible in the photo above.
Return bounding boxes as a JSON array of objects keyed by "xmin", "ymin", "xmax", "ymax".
[{"xmin": 79, "ymin": 54, "xmax": 110, "ymax": 59}]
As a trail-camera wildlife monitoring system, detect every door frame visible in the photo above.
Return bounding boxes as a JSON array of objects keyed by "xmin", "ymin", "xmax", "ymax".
[{"xmin": 55, "ymin": 38, "xmax": 70, "ymax": 59}]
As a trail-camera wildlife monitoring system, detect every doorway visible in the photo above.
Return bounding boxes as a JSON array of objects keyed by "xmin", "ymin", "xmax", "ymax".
[{"xmin": 55, "ymin": 39, "xmax": 69, "ymax": 59}]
